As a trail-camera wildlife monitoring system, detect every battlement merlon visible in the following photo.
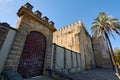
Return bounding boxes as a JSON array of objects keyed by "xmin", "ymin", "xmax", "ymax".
[
  {"xmin": 17, "ymin": 2, "xmax": 56, "ymax": 31},
  {"xmin": 56, "ymin": 20, "xmax": 83, "ymax": 34},
  {"xmin": 34, "ymin": 10, "xmax": 42, "ymax": 17},
  {"xmin": 24, "ymin": 2, "xmax": 33, "ymax": 11}
]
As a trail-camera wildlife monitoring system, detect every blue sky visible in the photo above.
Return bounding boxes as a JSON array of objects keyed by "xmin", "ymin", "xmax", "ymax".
[{"xmin": 0, "ymin": 0, "xmax": 120, "ymax": 48}]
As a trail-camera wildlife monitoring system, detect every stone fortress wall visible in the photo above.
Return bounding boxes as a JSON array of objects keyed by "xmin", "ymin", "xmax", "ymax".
[
  {"xmin": 3, "ymin": 3, "xmax": 56, "ymax": 77},
  {"xmin": 53, "ymin": 21, "xmax": 81, "ymax": 53},
  {"xmin": 0, "ymin": 23, "xmax": 17, "ymax": 73},
  {"xmin": 0, "ymin": 2, "xmax": 112, "ymax": 78},
  {"xmin": 53, "ymin": 21, "xmax": 95, "ymax": 70},
  {"xmin": 92, "ymin": 36, "xmax": 112, "ymax": 68},
  {"xmin": 51, "ymin": 44, "xmax": 82, "ymax": 73}
]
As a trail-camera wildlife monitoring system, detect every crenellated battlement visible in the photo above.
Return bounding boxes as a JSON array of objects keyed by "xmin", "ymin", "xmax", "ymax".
[
  {"xmin": 54, "ymin": 20, "xmax": 82, "ymax": 34},
  {"xmin": 17, "ymin": 2, "xmax": 56, "ymax": 31},
  {"xmin": 24, "ymin": 2, "xmax": 33, "ymax": 11},
  {"xmin": 34, "ymin": 10, "xmax": 42, "ymax": 17},
  {"xmin": 53, "ymin": 20, "xmax": 83, "ymax": 53},
  {"xmin": 0, "ymin": 2, "xmax": 108, "ymax": 77}
]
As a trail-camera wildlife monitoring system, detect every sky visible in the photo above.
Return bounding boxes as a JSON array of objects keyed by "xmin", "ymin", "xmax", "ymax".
[{"xmin": 0, "ymin": 0, "xmax": 120, "ymax": 49}]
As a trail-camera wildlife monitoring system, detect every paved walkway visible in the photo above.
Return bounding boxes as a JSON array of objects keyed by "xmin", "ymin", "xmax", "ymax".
[
  {"xmin": 24, "ymin": 76, "xmax": 54, "ymax": 80},
  {"xmin": 70, "ymin": 68, "xmax": 119, "ymax": 80},
  {"xmin": 24, "ymin": 68, "xmax": 119, "ymax": 80}
]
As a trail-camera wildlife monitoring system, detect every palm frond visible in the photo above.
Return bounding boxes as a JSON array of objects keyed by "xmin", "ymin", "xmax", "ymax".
[{"xmin": 91, "ymin": 12, "xmax": 120, "ymax": 39}]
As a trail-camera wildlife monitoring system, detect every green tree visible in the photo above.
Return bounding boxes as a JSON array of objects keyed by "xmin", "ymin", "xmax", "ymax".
[
  {"xmin": 118, "ymin": 50, "xmax": 120, "ymax": 55},
  {"xmin": 91, "ymin": 12, "xmax": 120, "ymax": 75},
  {"xmin": 114, "ymin": 49, "xmax": 120, "ymax": 68}
]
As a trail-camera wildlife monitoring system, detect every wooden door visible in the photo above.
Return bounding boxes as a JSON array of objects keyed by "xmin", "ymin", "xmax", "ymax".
[{"xmin": 18, "ymin": 31, "xmax": 46, "ymax": 78}]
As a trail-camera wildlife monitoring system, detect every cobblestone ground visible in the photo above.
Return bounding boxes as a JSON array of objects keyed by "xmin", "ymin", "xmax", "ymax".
[{"xmin": 70, "ymin": 68, "xmax": 119, "ymax": 80}]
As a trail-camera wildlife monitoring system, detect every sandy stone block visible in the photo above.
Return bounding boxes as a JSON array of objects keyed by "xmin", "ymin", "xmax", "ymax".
[
  {"xmin": 55, "ymin": 46, "xmax": 64, "ymax": 69},
  {"xmin": 8, "ymin": 55, "xmax": 17, "ymax": 60},
  {"xmin": 72, "ymin": 52, "xmax": 77, "ymax": 68},
  {"xmin": 65, "ymin": 50, "xmax": 72, "ymax": 68}
]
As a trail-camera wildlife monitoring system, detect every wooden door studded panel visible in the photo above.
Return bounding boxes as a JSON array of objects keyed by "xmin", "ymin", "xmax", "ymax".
[{"xmin": 18, "ymin": 31, "xmax": 46, "ymax": 78}]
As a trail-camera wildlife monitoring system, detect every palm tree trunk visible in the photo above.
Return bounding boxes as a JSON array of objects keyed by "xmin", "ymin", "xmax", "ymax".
[
  {"xmin": 105, "ymin": 32, "xmax": 119, "ymax": 74},
  {"xmin": 105, "ymin": 37, "xmax": 115, "ymax": 70}
]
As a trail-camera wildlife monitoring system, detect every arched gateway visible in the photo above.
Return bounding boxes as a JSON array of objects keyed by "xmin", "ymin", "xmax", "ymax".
[
  {"xmin": 18, "ymin": 31, "xmax": 46, "ymax": 78},
  {"xmin": 3, "ymin": 2, "xmax": 54, "ymax": 79}
]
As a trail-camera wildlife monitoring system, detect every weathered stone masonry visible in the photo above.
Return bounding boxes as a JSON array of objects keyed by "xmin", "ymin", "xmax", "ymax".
[
  {"xmin": 0, "ymin": 23, "xmax": 17, "ymax": 73},
  {"xmin": 92, "ymin": 36, "xmax": 112, "ymax": 68},
  {"xmin": 4, "ymin": 3, "xmax": 56, "ymax": 76},
  {"xmin": 0, "ymin": 2, "xmax": 112, "ymax": 79},
  {"xmin": 53, "ymin": 21, "xmax": 95, "ymax": 70},
  {"xmin": 51, "ymin": 44, "xmax": 82, "ymax": 73}
]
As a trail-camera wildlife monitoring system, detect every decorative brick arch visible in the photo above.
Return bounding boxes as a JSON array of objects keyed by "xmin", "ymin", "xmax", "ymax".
[{"xmin": 17, "ymin": 31, "xmax": 46, "ymax": 78}]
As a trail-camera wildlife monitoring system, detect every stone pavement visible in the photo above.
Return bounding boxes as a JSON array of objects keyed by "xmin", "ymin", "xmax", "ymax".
[
  {"xmin": 24, "ymin": 68, "xmax": 119, "ymax": 80},
  {"xmin": 70, "ymin": 68, "xmax": 119, "ymax": 80},
  {"xmin": 24, "ymin": 76, "xmax": 54, "ymax": 80}
]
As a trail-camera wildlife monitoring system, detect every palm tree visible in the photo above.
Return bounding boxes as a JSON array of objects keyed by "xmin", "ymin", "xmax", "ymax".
[{"xmin": 91, "ymin": 12, "xmax": 120, "ymax": 75}]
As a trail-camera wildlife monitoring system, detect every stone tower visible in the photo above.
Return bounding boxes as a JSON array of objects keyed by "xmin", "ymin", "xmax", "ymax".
[
  {"xmin": 53, "ymin": 21, "xmax": 95, "ymax": 70},
  {"xmin": 53, "ymin": 21, "xmax": 81, "ymax": 53},
  {"xmin": 92, "ymin": 36, "xmax": 112, "ymax": 68}
]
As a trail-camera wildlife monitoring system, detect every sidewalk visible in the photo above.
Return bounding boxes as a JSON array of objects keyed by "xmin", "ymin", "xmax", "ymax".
[
  {"xmin": 70, "ymin": 68, "xmax": 119, "ymax": 80},
  {"xmin": 24, "ymin": 68, "xmax": 119, "ymax": 80}
]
